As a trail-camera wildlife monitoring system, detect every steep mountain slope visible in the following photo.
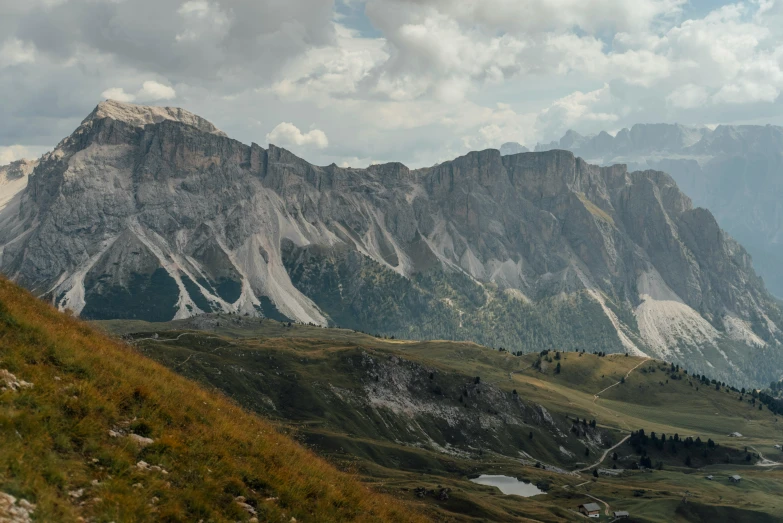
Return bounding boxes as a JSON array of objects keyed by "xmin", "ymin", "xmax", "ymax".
[
  {"xmin": 119, "ymin": 318, "xmax": 610, "ymax": 469},
  {"xmin": 0, "ymin": 277, "xmax": 423, "ymax": 522},
  {"xmin": 535, "ymin": 124, "xmax": 783, "ymax": 299},
  {"xmin": 1, "ymin": 100, "xmax": 782, "ymax": 386}
]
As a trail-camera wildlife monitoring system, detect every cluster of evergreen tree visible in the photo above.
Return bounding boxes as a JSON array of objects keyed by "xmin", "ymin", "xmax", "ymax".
[
  {"xmin": 759, "ymin": 379, "xmax": 783, "ymax": 414},
  {"xmin": 690, "ymin": 373, "xmax": 744, "ymax": 394},
  {"xmin": 532, "ymin": 350, "xmax": 565, "ymax": 373},
  {"xmin": 626, "ymin": 428, "xmax": 753, "ymax": 468},
  {"xmin": 570, "ymin": 417, "xmax": 597, "ymax": 437},
  {"xmin": 758, "ymin": 391, "xmax": 783, "ymax": 415}
]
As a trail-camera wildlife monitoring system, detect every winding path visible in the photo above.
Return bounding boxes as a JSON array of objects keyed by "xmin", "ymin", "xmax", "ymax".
[
  {"xmin": 592, "ymin": 358, "xmax": 649, "ymax": 403},
  {"xmin": 131, "ymin": 332, "xmax": 195, "ymax": 343},
  {"xmin": 575, "ymin": 435, "xmax": 630, "ymax": 473},
  {"xmin": 508, "ymin": 364, "xmax": 534, "ymax": 380},
  {"xmin": 569, "ymin": 358, "xmax": 651, "ymax": 518},
  {"xmin": 574, "ymin": 358, "xmax": 647, "ymax": 471},
  {"xmin": 130, "ymin": 332, "xmax": 219, "ymax": 344},
  {"xmin": 751, "ymin": 446, "xmax": 782, "ymax": 467}
]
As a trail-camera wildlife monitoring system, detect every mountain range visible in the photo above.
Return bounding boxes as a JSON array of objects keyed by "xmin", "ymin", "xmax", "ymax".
[
  {"xmin": 527, "ymin": 123, "xmax": 783, "ymax": 300},
  {"xmin": 1, "ymin": 101, "xmax": 782, "ymax": 386}
]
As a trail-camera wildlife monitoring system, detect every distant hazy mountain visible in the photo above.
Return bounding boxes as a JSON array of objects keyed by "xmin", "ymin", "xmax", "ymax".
[
  {"xmin": 537, "ymin": 123, "xmax": 783, "ymax": 299},
  {"xmin": 1, "ymin": 101, "xmax": 782, "ymax": 385},
  {"xmin": 500, "ymin": 142, "xmax": 530, "ymax": 155}
]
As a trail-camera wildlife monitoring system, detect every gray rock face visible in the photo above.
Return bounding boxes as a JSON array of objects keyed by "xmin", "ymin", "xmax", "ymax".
[
  {"xmin": 1, "ymin": 101, "xmax": 782, "ymax": 385},
  {"xmin": 0, "ymin": 159, "xmax": 37, "ymax": 181},
  {"xmin": 537, "ymin": 123, "xmax": 783, "ymax": 299}
]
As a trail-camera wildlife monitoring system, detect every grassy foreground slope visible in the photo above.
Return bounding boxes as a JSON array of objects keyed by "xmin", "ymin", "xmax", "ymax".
[
  {"xmin": 97, "ymin": 316, "xmax": 783, "ymax": 522},
  {"xmin": 0, "ymin": 278, "xmax": 426, "ymax": 522}
]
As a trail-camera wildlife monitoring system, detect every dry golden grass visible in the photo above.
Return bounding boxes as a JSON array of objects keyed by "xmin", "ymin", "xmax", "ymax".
[
  {"xmin": 576, "ymin": 192, "xmax": 615, "ymax": 226},
  {"xmin": 0, "ymin": 278, "xmax": 428, "ymax": 522}
]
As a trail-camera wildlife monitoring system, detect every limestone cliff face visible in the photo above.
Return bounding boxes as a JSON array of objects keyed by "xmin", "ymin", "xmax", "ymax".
[
  {"xmin": 538, "ymin": 123, "xmax": 783, "ymax": 300},
  {"xmin": 1, "ymin": 101, "xmax": 782, "ymax": 385}
]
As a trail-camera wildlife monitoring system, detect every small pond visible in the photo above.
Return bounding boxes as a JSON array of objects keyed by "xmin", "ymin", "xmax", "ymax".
[{"xmin": 469, "ymin": 475, "xmax": 544, "ymax": 497}]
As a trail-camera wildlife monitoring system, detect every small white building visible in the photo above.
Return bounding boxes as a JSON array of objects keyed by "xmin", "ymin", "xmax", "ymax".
[
  {"xmin": 728, "ymin": 432, "xmax": 743, "ymax": 438},
  {"xmin": 730, "ymin": 475, "xmax": 742, "ymax": 483},
  {"xmin": 579, "ymin": 502, "xmax": 601, "ymax": 518}
]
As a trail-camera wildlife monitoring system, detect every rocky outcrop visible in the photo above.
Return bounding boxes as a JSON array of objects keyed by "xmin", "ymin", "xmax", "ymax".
[
  {"xmin": 0, "ymin": 368, "xmax": 33, "ymax": 393},
  {"xmin": 0, "ymin": 492, "xmax": 35, "ymax": 523},
  {"xmin": 0, "ymin": 158, "xmax": 37, "ymax": 213},
  {"xmin": 0, "ymin": 159, "xmax": 37, "ymax": 181},
  {"xmin": 1, "ymin": 101, "xmax": 782, "ymax": 385}
]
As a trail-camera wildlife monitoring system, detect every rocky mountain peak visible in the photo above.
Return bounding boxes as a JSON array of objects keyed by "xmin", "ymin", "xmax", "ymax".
[
  {"xmin": 83, "ymin": 99, "xmax": 227, "ymax": 137},
  {"xmin": 560, "ymin": 129, "xmax": 587, "ymax": 148},
  {"xmin": 2, "ymin": 101, "xmax": 782, "ymax": 387}
]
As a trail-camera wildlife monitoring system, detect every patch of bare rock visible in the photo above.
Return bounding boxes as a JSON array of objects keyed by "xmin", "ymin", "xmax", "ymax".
[
  {"xmin": 0, "ymin": 370, "xmax": 33, "ymax": 393},
  {"xmin": 0, "ymin": 492, "xmax": 36, "ymax": 523}
]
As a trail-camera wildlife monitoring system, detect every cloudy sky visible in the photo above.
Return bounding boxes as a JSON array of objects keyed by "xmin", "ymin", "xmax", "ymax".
[{"xmin": 2, "ymin": 0, "xmax": 783, "ymax": 167}]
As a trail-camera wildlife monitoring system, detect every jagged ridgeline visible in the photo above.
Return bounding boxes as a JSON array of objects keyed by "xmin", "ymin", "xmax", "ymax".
[{"xmin": 1, "ymin": 100, "xmax": 782, "ymax": 386}]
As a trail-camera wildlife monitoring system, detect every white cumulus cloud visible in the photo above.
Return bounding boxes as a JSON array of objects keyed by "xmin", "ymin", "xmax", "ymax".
[
  {"xmin": 0, "ymin": 145, "xmax": 51, "ymax": 165},
  {"xmin": 536, "ymin": 85, "xmax": 618, "ymax": 140},
  {"xmin": 667, "ymin": 84, "xmax": 710, "ymax": 109},
  {"xmin": 176, "ymin": 0, "xmax": 231, "ymax": 42},
  {"xmin": 270, "ymin": 24, "xmax": 388, "ymax": 102},
  {"xmin": 713, "ymin": 81, "xmax": 780, "ymax": 104},
  {"xmin": 101, "ymin": 87, "xmax": 137, "ymax": 103},
  {"xmin": 7, "ymin": 0, "xmax": 783, "ymax": 169},
  {"xmin": 178, "ymin": 0, "xmax": 211, "ymax": 17},
  {"xmin": 137, "ymin": 81, "xmax": 177, "ymax": 101},
  {"xmin": 0, "ymin": 38, "xmax": 36, "ymax": 68},
  {"xmin": 101, "ymin": 81, "xmax": 177, "ymax": 104},
  {"xmin": 266, "ymin": 122, "xmax": 329, "ymax": 149}
]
